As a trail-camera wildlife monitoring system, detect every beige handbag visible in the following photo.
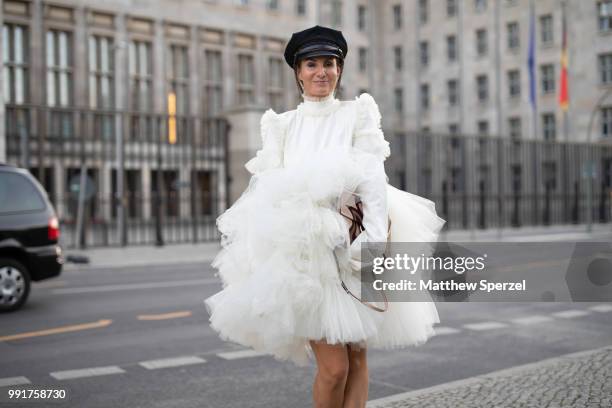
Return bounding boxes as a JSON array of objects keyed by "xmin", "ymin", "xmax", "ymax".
[{"xmin": 335, "ymin": 190, "xmax": 391, "ymax": 312}]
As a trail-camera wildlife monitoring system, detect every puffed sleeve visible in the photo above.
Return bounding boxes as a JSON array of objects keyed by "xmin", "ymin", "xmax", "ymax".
[
  {"xmin": 348, "ymin": 93, "xmax": 391, "ymax": 269},
  {"xmin": 244, "ymin": 109, "xmax": 286, "ymax": 174},
  {"xmin": 352, "ymin": 93, "xmax": 391, "ymax": 162}
]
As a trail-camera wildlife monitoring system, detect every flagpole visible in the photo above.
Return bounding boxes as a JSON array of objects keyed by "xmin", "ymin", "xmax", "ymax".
[
  {"xmin": 528, "ymin": 0, "xmax": 539, "ymax": 224},
  {"xmin": 561, "ymin": 0, "xmax": 569, "ymax": 142},
  {"xmin": 561, "ymin": 0, "xmax": 570, "ymax": 223}
]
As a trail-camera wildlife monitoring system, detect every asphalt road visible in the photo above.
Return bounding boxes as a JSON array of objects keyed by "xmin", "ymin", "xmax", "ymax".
[{"xmin": 0, "ymin": 257, "xmax": 611, "ymax": 408}]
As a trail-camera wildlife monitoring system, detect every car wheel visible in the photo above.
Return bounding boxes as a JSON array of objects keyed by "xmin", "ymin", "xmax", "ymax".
[{"xmin": 0, "ymin": 258, "xmax": 31, "ymax": 313}]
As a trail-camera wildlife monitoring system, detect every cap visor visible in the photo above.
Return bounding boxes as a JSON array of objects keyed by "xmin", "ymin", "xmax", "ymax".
[{"xmin": 297, "ymin": 50, "xmax": 341, "ymax": 61}]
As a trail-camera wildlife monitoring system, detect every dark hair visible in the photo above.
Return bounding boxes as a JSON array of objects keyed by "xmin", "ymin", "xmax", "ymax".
[{"xmin": 293, "ymin": 56, "xmax": 344, "ymax": 98}]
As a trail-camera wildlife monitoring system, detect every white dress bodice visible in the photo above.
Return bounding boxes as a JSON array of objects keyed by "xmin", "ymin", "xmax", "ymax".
[{"xmin": 283, "ymin": 93, "xmax": 356, "ymax": 169}]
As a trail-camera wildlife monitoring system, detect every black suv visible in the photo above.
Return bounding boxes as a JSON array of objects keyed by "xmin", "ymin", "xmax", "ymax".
[{"xmin": 0, "ymin": 164, "xmax": 64, "ymax": 312}]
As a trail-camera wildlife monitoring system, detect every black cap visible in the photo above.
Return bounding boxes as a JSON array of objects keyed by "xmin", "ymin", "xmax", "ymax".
[{"xmin": 284, "ymin": 25, "xmax": 348, "ymax": 68}]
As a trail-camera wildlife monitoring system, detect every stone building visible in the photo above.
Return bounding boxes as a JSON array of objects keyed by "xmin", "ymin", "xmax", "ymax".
[{"xmin": 1, "ymin": 0, "xmax": 611, "ymax": 244}]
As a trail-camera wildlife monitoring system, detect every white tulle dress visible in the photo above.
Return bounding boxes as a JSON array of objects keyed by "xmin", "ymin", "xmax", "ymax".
[{"xmin": 204, "ymin": 92, "xmax": 446, "ymax": 367}]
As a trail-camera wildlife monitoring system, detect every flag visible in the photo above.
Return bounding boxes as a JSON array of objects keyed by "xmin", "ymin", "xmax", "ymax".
[
  {"xmin": 559, "ymin": 4, "xmax": 569, "ymax": 112},
  {"xmin": 528, "ymin": 1, "xmax": 536, "ymax": 111}
]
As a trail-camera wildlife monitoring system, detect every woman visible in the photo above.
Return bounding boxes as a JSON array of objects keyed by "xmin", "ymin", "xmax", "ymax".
[{"xmin": 204, "ymin": 25, "xmax": 445, "ymax": 407}]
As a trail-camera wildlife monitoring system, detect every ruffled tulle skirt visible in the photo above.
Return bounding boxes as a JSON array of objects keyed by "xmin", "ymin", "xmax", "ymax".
[{"xmin": 204, "ymin": 146, "xmax": 446, "ymax": 366}]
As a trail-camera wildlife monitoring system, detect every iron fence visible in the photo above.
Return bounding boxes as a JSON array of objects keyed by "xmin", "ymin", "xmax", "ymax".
[
  {"xmin": 5, "ymin": 104, "xmax": 612, "ymax": 248},
  {"xmin": 5, "ymin": 104, "xmax": 230, "ymax": 248},
  {"xmin": 388, "ymin": 131, "xmax": 612, "ymax": 230}
]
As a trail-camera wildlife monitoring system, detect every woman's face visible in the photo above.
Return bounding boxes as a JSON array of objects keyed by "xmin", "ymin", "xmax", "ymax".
[{"xmin": 297, "ymin": 56, "xmax": 341, "ymax": 98}]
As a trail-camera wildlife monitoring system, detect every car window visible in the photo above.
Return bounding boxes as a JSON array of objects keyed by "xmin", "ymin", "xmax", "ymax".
[{"xmin": 0, "ymin": 172, "xmax": 46, "ymax": 214}]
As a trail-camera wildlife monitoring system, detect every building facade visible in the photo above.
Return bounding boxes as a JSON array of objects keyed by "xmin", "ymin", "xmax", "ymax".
[{"xmin": 1, "ymin": 0, "xmax": 611, "ymax": 246}]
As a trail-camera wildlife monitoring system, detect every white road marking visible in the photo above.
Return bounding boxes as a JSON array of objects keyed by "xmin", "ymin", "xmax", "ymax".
[
  {"xmin": 139, "ymin": 356, "xmax": 206, "ymax": 370},
  {"xmin": 463, "ymin": 321, "xmax": 509, "ymax": 331},
  {"xmin": 0, "ymin": 376, "xmax": 31, "ymax": 387},
  {"xmin": 589, "ymin": 304, "xmax": 612, "ymax": 313},
  {"xmin": 551, "ymin": 310, "xmax": 590, "ymax": 318},
  {"xmin": 217, "ymin": 349, "xmax": 270, "ymax": 360},
  {"xmin": 433, "ymin": 326, "xmax": 461, "ymax": 335},
  {"xmin": 50, "ymin": 366, "xmax": 125, "ymax": 380},
  {"xmin": 511, "ymin": 315, "xmax": 554, "ymax": 325},
  {"xmin": 52, "ymin": 278, "xmax": 218, "ymax": 294}
]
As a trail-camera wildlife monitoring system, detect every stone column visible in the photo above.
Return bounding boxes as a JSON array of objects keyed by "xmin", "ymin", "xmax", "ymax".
[{"xmin": 224, "ymin": 108, "xmax": 265, "ymax": 204}]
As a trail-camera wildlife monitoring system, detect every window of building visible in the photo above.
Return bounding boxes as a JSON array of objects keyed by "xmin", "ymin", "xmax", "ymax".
[
  {"xmin": 204, "ymin": 49, "xmax": 223, "ymax": 116},
  {"xmin": 418, "ymin": 0, "xmax": 428, "ymax": 25},
  {"xmin": 447, "ymin": 0, "xmax": 457, "ymax": 17},
  {"xmin": 111, "ymin": 169, "xmax": 142, "ymax": 219},
  {"xmin": 46, "ymin": 29, "xmax": 73, "ymax": 108},
  {"xmin": 88, "ymin": 35, "xmax": 114, "ymax": 139},
  {"xmin": 266, "ymin": 0, "xmax": 278, "ymax": 10},
  {"xmin": 507, "ymin": 22, "xmax": 520, "ymax": 50},
  {"xmin": 599, "ymin": 53, "xmax": 612, "ymax": 84},
  {"xmin": 191, "ymin": 170, "xmax": 216, "ymax": 216},
  {"xmin": 151, "ymin": 169, "xmax": 179, "ymax": 217},
  {"xmin": 598, "ymin": 1, "xmax": 612, "ymax": 32},
  {"xmin": 129, "ymin": 40, "xmax": 153, "ymax": 112},
  {"xmin": 393, "ymin": 4, "xmax": 402, "ymax": 29},
  {"xmin": 478, "ymin": 120, "xmax": 489, "ymax": 136},
  {"xmin": 602, "ymin": 107, "xmax": 612, "ymax": 138},
  {"xmin": 509, "ymin": 117, "xmax": 521, "ymax": 139},
  {"xmin": 128, "ymin": 40, "xmax": 152, "ymax": 140},
  {"xmin": 358, "ymin": 5, "xmax": 367, "ymax": 30},
  {"xmin": 88, "ymin": 35, "xmax": 114, "ymax": 109},
  {"xmin": 447, "ymin": 79, "xmax": 459, "ymax": 106},
  {"xmin": 475, "ymin": 0, "xmax": 487, "ymax": 13},
  {"xmin": 394, "ymin": 46, "xmax": 402, "ymax": 71},
  {"xmin": 419, "ymin": 41, "xmax": 429, "ymax": 67},
  {"xmin": 331, "ymin": 1, "xmax": 343, "ymax": 26},
  {"xmin": 168, "ymin": 44, "xmax": 189, "ymax": 115},
  {"xmin": 542, "ymin": 113, "xmax": 556, "ymax": 140},
  {"xmin": 476, "ymin": 74, "xmax": 488, "ymax": 102},
  {"xmin": 447, "ymin": 35, "xmax": 457, "ymax": 62},
  {"xmin": 46, "ymin": 29, "xmax": 74, "ymax": 138},
  {"xmin": 420, "ymin": 83, "xmax": 430, "ymax": 110},
  {"xmin": 358, "ymin": 47, "xmax": 367, "ymax": 72},
  {"xmin": 540, "ymin": 14, "xmax": 553, "ymax": 45},
  {"xmin": 296, "ymin": 0, "xmax": 306, "ymax": 15},
  {"xmin": 3, "ymin": 24, "xmax": 28, "ymax": 104},
  {"xmin": 394, "ymin": 87, "xmax": 403, "ymax": 113},
  {"xmin": 507, "ymin": 69, "xmax": 520, "ymax": 98},
  {"xmin": 449, "ymin": 124, "xmax": 459, "ymax": 134},
  {"xmin": 237, "ymin": 53, "xmax": 255, "ymax": 105},
  {"xmin": 540, "ymin": 64, "xmax": 555, "ymax": 93},
  {"xmin": 267, "ymin": 57, "xmax": 284, "ymax": 112},
  {"xmin": 476, "ymin": 29, "xmax": 487, "ymax": 56}
]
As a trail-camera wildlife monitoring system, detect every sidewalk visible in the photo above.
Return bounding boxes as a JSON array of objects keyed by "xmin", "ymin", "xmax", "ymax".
[
  {"xmin": 62, "ymin": 223, "xmax": 612, "ymax": 270},
  {"xmin": 441, "ymin": 222, "xmax": 612, "ymax": 242},
  {"xmin": 367, "ymin": 345, "xmax": 612, "ymax": 408},
  {"xmin": 62, "ymin": 241, "xmax": 221, "ymax": 270}
]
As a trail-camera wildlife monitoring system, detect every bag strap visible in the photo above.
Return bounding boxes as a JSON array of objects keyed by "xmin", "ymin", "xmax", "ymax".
[
  {"xmin": 340, "ymin": 279, "xmax": 389, "ymax": 312},
  {"xmin": 336, "ymin": 194, "xmax": 392, "ymax": 313},
  {"xmin": 333, "ymin": 249, "xmax": 389, "ymax": 313}
]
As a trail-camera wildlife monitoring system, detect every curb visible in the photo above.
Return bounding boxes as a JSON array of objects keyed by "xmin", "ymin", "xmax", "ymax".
[{"xmin": 367, "ymin": 344, "xmax": 612, "ymax": 407}]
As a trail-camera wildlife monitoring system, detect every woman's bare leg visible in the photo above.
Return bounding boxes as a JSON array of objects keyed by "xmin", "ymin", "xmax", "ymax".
[
  {"xmin": 309, "ymin": 340, "xmax": 350, "ymax": 408},
  {"xmin": 342, "ymin": 343, "xmax": 368, "ymax": 407}
]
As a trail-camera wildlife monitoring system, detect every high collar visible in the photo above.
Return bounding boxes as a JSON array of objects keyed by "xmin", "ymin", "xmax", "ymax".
[{"xmin": 298, "ymin": 93, "xmax": 340, "ymax": 116}]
